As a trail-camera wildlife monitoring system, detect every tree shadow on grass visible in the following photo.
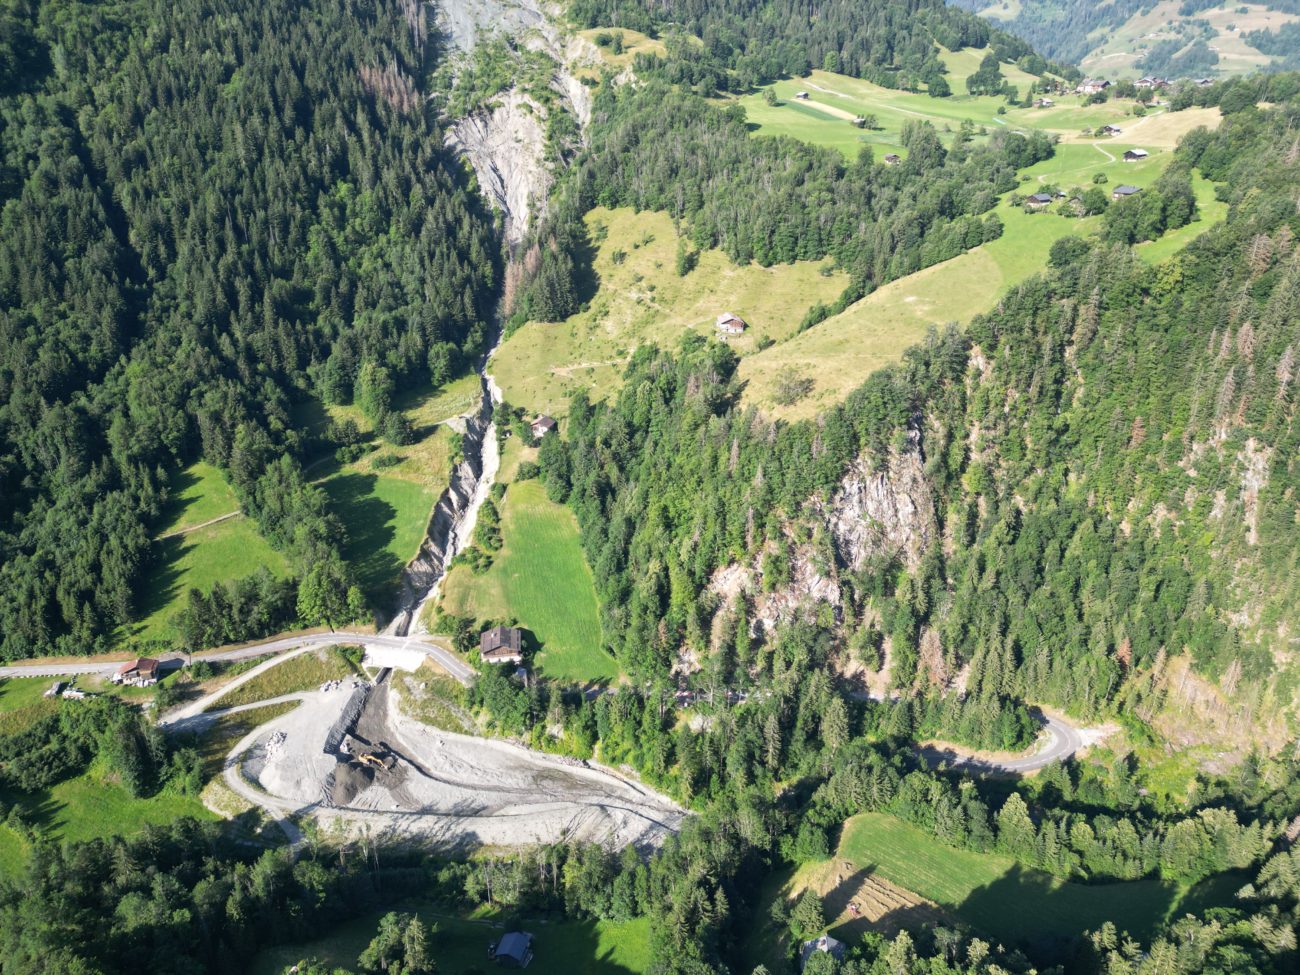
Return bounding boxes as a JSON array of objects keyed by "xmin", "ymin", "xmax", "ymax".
[
  {"xmin": 156, "ymin": 465, "xmax": 201, "ymax": 528},
  {"xmin": 130, "ymin": 535, "xmax": 193, "ymax": 632},
  {"xmin": 954, "ymin": 862, "xmax": 1179, "ymax": 966},
  {"xmin": 322, "ymin": 473, "xmax": 401, "ymax": 602},
  {"xmin": 572, "ymin": 227, "xmax": 601, "ymax": 308}
]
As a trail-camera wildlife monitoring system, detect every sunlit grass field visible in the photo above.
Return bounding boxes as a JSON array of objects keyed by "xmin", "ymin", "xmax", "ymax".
[
  {"xmin": 439, "ymin": 468, "xmax": 618, "ymax": 684},
  {"xmin": 493, "ymin": 206, "xmax": 847, "ymax": 418},
  {"xmin": 837, "ymin": 813, "xmax": 1240, "ymax": 948}
]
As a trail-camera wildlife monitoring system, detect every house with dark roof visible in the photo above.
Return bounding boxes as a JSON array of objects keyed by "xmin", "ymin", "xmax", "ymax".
[
  {"xmin": 530, "ymin": 415, "xmax": 557, "ymax": 438},
  {"xmin": 491, "ymin": 931, "xmax": 534, "ymax": 967},
  {"xmin": 1101, "ymin": 124, "xmax": 1122, "ymax": 136},
  {"xmin": 1112, "ymin": 184, "xmax": 1141, "ymax": 200},
  {"xmin": 882, "ymin": 153, "xmax": 901, "ymax": 165},
  {"xmin": 1123, "ymin": 148, "xmax": 1149, "ymax": 162},
  {"xmin": 1026, "ymin": 192, "xmax": 1054, "ymax": 208},
  {"xmin": 480, "ymin": 626, "xmax": 524, "ymax": 665}
]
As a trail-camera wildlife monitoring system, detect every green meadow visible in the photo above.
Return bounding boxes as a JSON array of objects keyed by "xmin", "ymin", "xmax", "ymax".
[
  {"xmin": 837, "ymin": 813, "xmax": 1242, "ymax": 949},
  {"xmin": 129, "ymin": 515, "xmax": 291, "ymax": 644},
  {"xmin": 439, "ymin": 442, "xmax": 618, "ymax": 684},
  {"xmin": 734, "ymin": 74, "xmax": 1225, "ymax": 419},
  {"xmin": 492, "ymin": 206, "xmax": 847, "ymax": 419},
  {"xmin": 252, "ymin": 907, "xmax": 652, "ymax": 975}
]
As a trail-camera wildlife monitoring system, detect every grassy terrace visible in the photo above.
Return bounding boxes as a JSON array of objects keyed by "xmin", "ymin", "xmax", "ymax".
[
  {"xmin": 439, "ymin": 439, "xmax": 618, "ymax": 684},
  {"xmin": 728, "ymin": 72, "xmax": 1224, "ymax": 419},
  {"xmin": 201, "ymin": 646, "xmax": 362, "ymax": 712},
  {"xmin": 253, "ymin": 907, "xmax": 652, "ymax": 975}
]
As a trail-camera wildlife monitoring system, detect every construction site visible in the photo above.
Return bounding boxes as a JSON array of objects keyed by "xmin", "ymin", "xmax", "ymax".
[{"xmin": 230, "ymin": 664, "xmax": 685, "ymax": 850}]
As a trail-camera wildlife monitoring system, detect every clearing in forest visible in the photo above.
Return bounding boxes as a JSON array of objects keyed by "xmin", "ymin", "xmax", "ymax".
[
  {"xmin": 251, "ymin": 906, "xmax": 653, "ymax": 975},
  {"xmin": 836, "ymin": 813, "xmax": 1239, "ymax": 948},
  {"xmin": 439, "ymin": 439, "xmax": 617, "ymax": 684},
  {"xmin": 492, "ymin": 207, "xmax": 848, "ymax": 417},
  {"xmin": 307, "ymin": 380, "xmax": 471, "ymax": 605}
]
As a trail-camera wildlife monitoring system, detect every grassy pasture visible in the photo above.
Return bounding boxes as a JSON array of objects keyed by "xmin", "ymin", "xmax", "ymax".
[
  {"xmin": 252, "ymin": 906, "xmax": 652, "ymax": 975},
  {"xmin": 439, "ymin": 464, "xmax": 618, "ymax": 684},
  {"xmin": 735, "ymin": 94, "xmax": 1222, "ymax": 419},
  {"xmin": 577, "ymin": 27, "xmax": 667, "ymax": 75},
  {"xmin": 492, "ymin": 207, "xmax": 847, "ymax": 417},
  {"xmin": 157, "ymin": 462, "xmax": 241, "ymax": 535},
  {"xmin": 737, "ymin": 69, "xmax": 1219, "ymax": 165},
  {"xmin": 0, "ymin": 770, "xmax": 214, "ymax": 881},
  {"xmin": 129, "ymin": 517, "xmax": 291, "ymax": 644},
  {"xmin": 310, "ymin": 382, "xmax": 465, "ymax": 607},
  {"xmin": 837, "ymin": 813, "xmax": 1232, "ymax": 949}
]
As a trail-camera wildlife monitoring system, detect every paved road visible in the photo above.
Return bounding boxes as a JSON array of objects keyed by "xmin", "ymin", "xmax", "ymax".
[
  {"xmin": 922, "ymin": 714, "xmax": 1085, "ymax": 775},
  {"xmin": 0, "ymin": 631, "xmax": 476, "ymax": 686}
]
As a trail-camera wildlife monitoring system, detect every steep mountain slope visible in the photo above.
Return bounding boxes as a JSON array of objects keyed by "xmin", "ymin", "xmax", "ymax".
[
  {"xmin": 0, "ymin": 0, "xmax": 499, "ymax": 658},
  {"xmin": 957, "ymin": 0, "xmax": 1300, "ymax": 77},
  {"xmin": 539, "ymin": 98, "xmax": 1300, "ymax": 743}
]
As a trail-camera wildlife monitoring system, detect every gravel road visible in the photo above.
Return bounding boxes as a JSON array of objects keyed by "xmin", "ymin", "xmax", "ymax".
[{"xmin": 0, "ymin": 632, "xmax": 474, "ymax": 685}]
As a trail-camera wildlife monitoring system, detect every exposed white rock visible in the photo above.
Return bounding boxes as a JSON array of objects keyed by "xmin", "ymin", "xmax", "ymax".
[
  {"xmin": 446, "ymin": 88, "xmax": 552, "ymax": 248},
  {"xmin": 827, "ymin": 430, "xmax": 936, "ymax": 573}
]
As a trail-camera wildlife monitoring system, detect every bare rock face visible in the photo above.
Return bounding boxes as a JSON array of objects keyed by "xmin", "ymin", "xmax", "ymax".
[
  {"xmin": 706, "ymin": 430, "xmax": 937, "ymax": 649},
  {"xmin": 446, "ymin": 89, "xmax": 552, "ymax": 248},
  {"xmin": 827, "ymin": 430, "xmax": 936, "ymax": 574},
  {"xmin": 435, "ymin": 0, "xmax": 547, "ymax": 53}
]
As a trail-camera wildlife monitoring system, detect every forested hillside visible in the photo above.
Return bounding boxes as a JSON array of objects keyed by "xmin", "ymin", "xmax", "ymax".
[
  {"xmin": 0, "ymin": 0, "xmax": 497, "ymax": 659},
  {"xmin": 537, "ymin": 96, "xmax": 1299, "ymax": 732},
  {"xmin": 570, "ymin": 0, "xmax": 1050, "ymax": 91}
]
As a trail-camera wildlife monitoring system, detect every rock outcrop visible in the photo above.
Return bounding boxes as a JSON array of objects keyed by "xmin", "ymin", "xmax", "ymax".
[
  {"xmin": 446, "ymin": 89, "xmax": 552, "ymax": 247},
  {"xmin": 826, "ymin": 429, "xmax": 936, "ymax": 574}
]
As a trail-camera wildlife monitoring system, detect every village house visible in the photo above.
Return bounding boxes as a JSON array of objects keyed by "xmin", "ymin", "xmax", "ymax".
[
  {"xmin": 113, "ymin": 657, "xmax": 159, "ymax": 687},
  {"xmin": 1034, "ymin": 97, "xmax": 1054, "ymax": 108},
  {"xmin": 800, "ymin": 934, "xmax": 847, "ymax": 971},
  {"xmin": 1123, "ymin": 148, "xmax": 1149, "ymax": 162},
  {"xmin": 1026, "ymin": 192, "xmax": 1054, "ymax": 209},
  {"xmin": 480, "ymin": 625, "xmax": 524, "ymax": 665},
  {"xmin": 882, "ymin": 152, "xmax": 901, "ymax": 165},
  {"xmin": 490, "ymin": 931, "xmax": 534, "ymax": 967},
  {"xmin": 1101, "ymin": 124, "xmax": 1122, "ymax": 136},
  {"xmin": 1112, "ymin": 184, "xmax": 1141, "ymax": 201},
  {"xmin": 715, "ymin": 312, "xmax": 747, "ymax": 335},
  {"xmin": 1136, "ymin": 76, "xmax": 1168, "ymax": 90},
  {"xmin": 794, "ymin": 90, "xmax": 809, "ymax": 99},
  {"xmin": 530, "ymin": 415, "xmax": 557, "ymax": 438},
  {"xmin": 1077, "ymin": 78, "xmax": 1110, "ymax": 95}
]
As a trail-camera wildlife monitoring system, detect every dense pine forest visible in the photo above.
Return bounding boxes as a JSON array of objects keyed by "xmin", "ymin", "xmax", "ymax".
[
  {"xmin": 0, "ymin": 0, "xmax": 497, "ymax": 660},
  {"xmin": 570, "ymin": 0, "xmax": 1046, "ymax": 91}
]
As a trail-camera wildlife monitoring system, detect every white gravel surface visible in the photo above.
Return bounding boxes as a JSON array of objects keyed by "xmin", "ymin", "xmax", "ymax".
[{"xmin": 232, "ymin": 682, "xmax": 684, "ymax": 851}]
